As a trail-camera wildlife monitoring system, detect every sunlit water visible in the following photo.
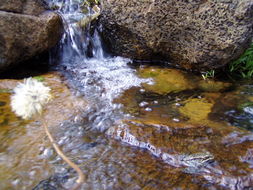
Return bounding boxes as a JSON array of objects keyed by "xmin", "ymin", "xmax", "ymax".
[{"xmin": 1, "ymin": 0, "xmax": 253, "ymax": 189}]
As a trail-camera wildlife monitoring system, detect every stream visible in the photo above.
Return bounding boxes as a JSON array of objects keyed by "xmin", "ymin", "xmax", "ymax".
[{"xmin": 1, "ymin": 0, "xmax": 253, "ymax": 189}]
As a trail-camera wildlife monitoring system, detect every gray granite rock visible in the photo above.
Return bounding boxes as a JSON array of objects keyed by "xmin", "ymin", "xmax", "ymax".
[{"xmin": 100, "ymin": 0, "xmax": 253, "ymax": 70}]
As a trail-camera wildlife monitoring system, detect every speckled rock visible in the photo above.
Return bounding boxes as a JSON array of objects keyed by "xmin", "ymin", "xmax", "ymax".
[
  {"xmin": 100, "ymin": 0, "xmax": 253, "ymax": 70},
  {"xmin": 0, "ymin": 0, "xmax": 63, "ymax": 71},
  {"xmin": 0, "ymin": 0, "xmax": 48, "ymax": 15}
]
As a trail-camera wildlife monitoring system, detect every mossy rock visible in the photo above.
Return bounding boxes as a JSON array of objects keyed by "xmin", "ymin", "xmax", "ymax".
[
  {"xmin": 179, "ymin": 98, "xmax": 213, "ymax": 123},
  {"xmin": 138, "ymin": 67, "xmax": 196, "ymax": 95}
]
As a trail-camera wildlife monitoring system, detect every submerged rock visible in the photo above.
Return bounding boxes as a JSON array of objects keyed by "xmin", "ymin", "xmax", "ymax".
[
  {"xmin": 0, "ymin": 72, "xmax": 88, "ymax": 127},
  {"xmin": 33, "ymin": 172, "xmax": 70, "ymax": 190},
  {"xmin": 138, "ymin": 67, "xmax": 195, "ymax": 95},
  {"xmin": 0, "ymin": 0, "xmax": 63, "ymax": 72},
  {"xmin": 100, "ymin": 0, "xmax": 253, "ymax": 70},
  {"xmin": 210, "ymin": 84, "xmax": 253, "ymax": 131},
  {"xmin": 179, "ymin": 98, "xmax": 214, "ymax": 123},
  {"xmin": 137, "ymin": 66, "xmax": 232, "ymax": 95},
  {"xmin": 108, "ymin": 117, "xmax": 253, "ymax": 187},
  {"xmin": 112, "ymin": 76, "xmax": 253, "ymax": 189},
  {"xmin": 0, "ymin": 72, "xmax": 88, "ymax": 189},
  {"xmin": 198, "ymin": 80, "xmax": 232, "ymax": 93}
]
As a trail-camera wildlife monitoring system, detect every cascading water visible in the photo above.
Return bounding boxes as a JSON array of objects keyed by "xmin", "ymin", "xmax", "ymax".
[
  {"xmin": 40, "ymin": 1, "xmax": 249, "ymax": 189},
  {"xmin": 46, "ymin": 0, "xmax": 151, "ymax": 132},
  {"xmin": 1, "ymin": 1, "xmax": 253, "ymax": 189}
]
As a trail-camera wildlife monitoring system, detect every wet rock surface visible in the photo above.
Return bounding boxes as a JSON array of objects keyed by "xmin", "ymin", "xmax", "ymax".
[
  {"xmin": 138, "ymin": 67, "xmax": 196, "ymax": 95},
  {"xmin": 210, "ymin": 83, "xmax": 253, "ymax": 132},
  {"xmin": 137, "ymin": 66, "xmax": 232, "ymax": 95},
  {"xmin": 100, "ymin": 0, "xmax": 253, "ymax": 70},
  {"xmin": 0, "ymin": 0, "xmax": 63, "ymax": 72},
  {"xmin": 1, "ymin": 66, "xmax": 253, "ymax": 189},
  {"xmin": 4, "ymin": 0, "xmax": 253, "ymax": 189},
  {"xmin": 111, "ymin": 67, "xmax": 253, "ymax": 189},
  {"xmin": 0, "ymin": 72, "xmax": 88, "ymax": 189},
  {"xmin": 108, "ymin": 118, "xmax": 253, "ymax": 189}
]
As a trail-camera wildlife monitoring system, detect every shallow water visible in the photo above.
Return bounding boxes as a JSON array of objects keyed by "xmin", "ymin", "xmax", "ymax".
[
  {"xmin": 2, "ymin": 67, "xmax": 253, "ymax": 190},
  {"xmin": 1, "ymin": 0, "xmax": 253, "ymax": 189}
]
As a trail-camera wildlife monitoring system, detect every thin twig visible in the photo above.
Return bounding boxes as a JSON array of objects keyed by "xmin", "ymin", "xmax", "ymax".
[{"xmin": 41, "ymin": 118, "xmax": 85, "ymax": 190}]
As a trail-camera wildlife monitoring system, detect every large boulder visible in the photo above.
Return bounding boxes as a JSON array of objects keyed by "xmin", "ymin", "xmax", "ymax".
[
  {"xmin": 100, "ymin": 0, "xmax": 253, "ymax": 70},
  {"xmin": 0, "ymin": 0, "xmax": 63, "ymax": 71},
  {"xmin": 0, "ymin": 0, "xmax": 47, "ymax": 15}
]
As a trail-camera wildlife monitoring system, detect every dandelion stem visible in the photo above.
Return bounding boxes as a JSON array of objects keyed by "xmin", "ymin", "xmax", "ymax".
[{"xmin": 41, "ymin": 118, "xmax": 85, "ymax": 190}]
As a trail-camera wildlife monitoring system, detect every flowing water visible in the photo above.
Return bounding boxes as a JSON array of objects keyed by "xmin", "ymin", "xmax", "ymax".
[
  {"xmin": 47, "ymin": 0, "xmax": 151, "ymax": 132},
  {"xmin": 1, "ymin": 0, "xmax": 253, "ymax": 189}
]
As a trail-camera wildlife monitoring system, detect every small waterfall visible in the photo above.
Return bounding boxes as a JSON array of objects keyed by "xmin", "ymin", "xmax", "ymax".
[{"xmin": 46, "ymin": 0, "xmax": 151, "ymax": 131}]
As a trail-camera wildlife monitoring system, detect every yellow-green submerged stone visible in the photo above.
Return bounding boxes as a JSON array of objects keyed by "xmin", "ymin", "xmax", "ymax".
[{"xmin": 138, "ymin": 67, "xmax": 196, "ymax": 95}]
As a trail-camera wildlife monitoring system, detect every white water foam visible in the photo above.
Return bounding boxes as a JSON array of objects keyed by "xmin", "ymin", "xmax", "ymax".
[{"xmin": 46, "ymin": 0, "xmax": 151, "ymax": 131}]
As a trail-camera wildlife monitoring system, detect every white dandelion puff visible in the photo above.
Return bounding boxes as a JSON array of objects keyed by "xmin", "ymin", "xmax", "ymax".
[
  {"xmin": 10, "ymin": 77, "xmax": 84, "ymax": 188},
  {"xmin": 11, "ymin": 77, "xmax": 51, "ymax": 119}
]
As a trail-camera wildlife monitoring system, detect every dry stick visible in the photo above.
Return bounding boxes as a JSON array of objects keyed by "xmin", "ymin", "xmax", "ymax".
[{"xmin": 41, "ymin": 118, "xmax": 85, "ymax": 190}]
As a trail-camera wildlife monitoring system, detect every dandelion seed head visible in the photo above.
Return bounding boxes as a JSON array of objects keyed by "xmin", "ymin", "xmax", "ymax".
[{"xmin": 11, "ymin": 78, "xmax": 52, "ymax": 119}]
